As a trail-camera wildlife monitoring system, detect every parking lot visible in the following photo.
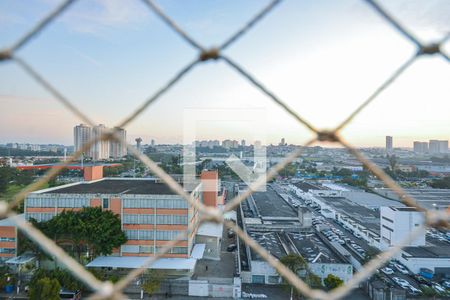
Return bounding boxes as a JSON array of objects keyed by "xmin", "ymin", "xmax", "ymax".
[{"xmin": 283, "ymin": 184, "xmax": 450, "ymax": 297}]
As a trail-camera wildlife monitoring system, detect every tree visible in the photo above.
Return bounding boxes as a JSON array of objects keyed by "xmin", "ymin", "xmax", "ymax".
[
  {"xmin": 27, "ymin": 207, "xmax": 127, "ymax": 261},
  {"xmin": 280, "ymin": 254, "xmax": 307, "ymax": 275},
  {"xmin": 141, "ymin": 270, "xmax": 164, "ymax": 296},
  {"xmin": 420, "ymin": 285, "xmax": 438, "ymax": 298},
  {"xmin": 29, "ymin": 277, "xmax": 60, "ymax": 300},
  {"xmin": 30, "ymin": 268, "xmax": 90, "ymax": 293},
  {"xmin": 362, "ymin": 246, "xmax": 381, "ymax": 265},
  {"xmin": 429, "ymin": 176, "xmax": 450, "ymax": 189},
  {"xmin": 280, "ymin": 254, "xmax": 309, "ymax": 299},
  {"xmin": 0, "ymin": 268, "xmax": 16, "ymax": 290},
  {"xmin": 0, "ymin": 167, "xmax": 11, "ymax": 193},
  {"xmin": 387, "ymin": 154, "xmax": 397, "ymax": 171},
  {"xmin": 323, "ymin": 274, "xmax": 343, "ymax": 290}
]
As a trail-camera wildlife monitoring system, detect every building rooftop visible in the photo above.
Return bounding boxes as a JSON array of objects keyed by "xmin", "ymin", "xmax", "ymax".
[
  {"xmin": 86, "ymin": 255, "xmax": 198, "ymax": 270},
  {"xmin": 390, "ymin": 207, "xmax": 418, "ymax": 212},
  {"xmin": 247, "ymin": 231, "xmax": 286, "ymax": 261},
  {"xmin": 42, "ymin": 179, "xmax": 183, "ymax": 195},
  {"xmin": 403, "ymin": 246, "xmax": 450, "ymax": 258},
  {"xmin": 342, "ymin": 191, "xmax": 403, "ymax": 209},
  {"xmin": 288, "ymin": 232, "xmax": 344, "ymax": 264},
  {"xmin": 251, "ymin": 187, "xmax": 297, "ymax": 218},
  {"xmin": 294, "ymin": 182, "xmax": 329, "ymax": 192},
  {"xmin": 0, "ymin": 214, "xmax": 24, "ymax": 227},
  {"xmin": 322, "ymin": 196, "xmax": 380, "ymax": 234},
  {"xmin": 375, "ymin": 188, "xmax": 450, "ymax": 210}
]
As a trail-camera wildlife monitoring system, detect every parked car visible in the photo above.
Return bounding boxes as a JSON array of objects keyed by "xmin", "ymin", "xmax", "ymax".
[
  {"xmin": 432, "ymin": 283, "xmax": 446, "ymax": 294},
  {"xmin": 393, "ymin": 277, "xmax": 410, "ymax": 289},
  {"xmin": 394, "ymin": 263, "xmax": 409, "ymax": 275},
  {"xmin": 227, "ymin": 230, "xmax": 235, "ymax": 238},
  {"xmin": 442, "ymin": 280, "xmax": 450, "ymax": 289},
  {"xmin": 227, "ymin": 244, "xmax": 237, "ymax": 252},
  {"xmin": 408, "ymin": 285, "xmax": 422, "ymax": 295},
  {"xmin": 381, "ymin": 267, "xmax": 394, "ymax": 275}
]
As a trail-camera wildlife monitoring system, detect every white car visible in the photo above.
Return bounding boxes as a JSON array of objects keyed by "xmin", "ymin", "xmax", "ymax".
[
  {"xmin": 394, "ymin": 263, "xmax": 409, "ymax": 275},
  {"xmin": 432, "ymin": 283, "xmax": 446, "ymax": 293},
  {"xmin": 393, "ymin": 277, "xmax": 409, "ymax": 289},
  {"xmin": 381, "ymin": 267, "xmax": 394, "ymax": 275},
  {"xmin": 408, "ymin": 285, "xmax": 421, "ymax": 295}
]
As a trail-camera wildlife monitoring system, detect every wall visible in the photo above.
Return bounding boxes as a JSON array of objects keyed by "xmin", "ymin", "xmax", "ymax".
[
  {"xmin": 0, "ymin": 226, "xmax": 16, "ymax": 261},
  {"xmin": 83, "ymin": 165, "xmax": 103, "ymax": 181},
  {"xmin": 250, "ymin": 260, "xmax": 281, "ymax": 284},
  {"xmin": 309, "ymin": 263, "xmax": 353, "ymax": 283},
  {"xmin": 380, "ymin": 207, "xmax": 425, "ymax": 249},
  {"xmin": 200, "ymin": 170, "xmax": 219, "ymax": 207},
  {"xmin": 397, "ymin": 253, "xmax": 450, "ymax": 274}
]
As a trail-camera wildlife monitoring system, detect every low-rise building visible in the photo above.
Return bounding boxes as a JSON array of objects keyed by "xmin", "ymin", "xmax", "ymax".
[
  {"xmin": 397, "ymin": 246, "xmax": 450, "ymax": 275},
  {"xmin": 0, "ymin": 215, "xmax": 22, "ymax": 263},
  {"xmin": 19, "ymin": 167, "xmax": 221, "ymax": 274},
  {"xmin": 379, "ymin": 207, "xmax": 425, "ymax": 250}
]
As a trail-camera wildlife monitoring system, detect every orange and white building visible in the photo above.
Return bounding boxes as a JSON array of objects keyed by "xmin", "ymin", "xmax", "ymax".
[
  {"xmin": 16, "ymin": 166, "xmax": 223, "ymax": 273},
  {"xmin": 0, "ymin": 215, "xmax": 22, "ymax": 263}
]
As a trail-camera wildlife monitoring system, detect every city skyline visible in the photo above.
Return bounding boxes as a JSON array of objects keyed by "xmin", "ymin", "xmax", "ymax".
[{"xmin": 1, "ymin": 0, "xmax": 449, "ymax": 147}]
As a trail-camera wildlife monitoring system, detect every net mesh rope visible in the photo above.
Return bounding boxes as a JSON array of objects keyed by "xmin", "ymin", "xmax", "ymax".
[{"xmin": 0, "ymin": 0, "xmax": 449, "ymax": 299}]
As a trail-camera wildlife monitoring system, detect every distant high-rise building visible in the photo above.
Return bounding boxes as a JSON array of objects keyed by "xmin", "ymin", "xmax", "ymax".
[
  {"xmin": 241, "ymin": 139, "xmax": 246, "ymax": 147},
  {"xmin": 429, "ymin": 140, "xmax": 448, "ymax": 154},
  {"xmin": 438, "ymin": 140, "xmax": 448, "ymax": 154},
  {"xmin": 413, "ymin": 141, "xmax": 428, "ymax": 153},
  {"xmin": 91, "ymin": 124, "xmax": 110, "ymax": 160},
  {"xmin": 279, "ymin": 138, "xmax": 286, "ymax": 146},
  {"xmin": 74, "ymin": 124, "xmax": 92, "ymax": 154},
  {"xmin": 222, "ymin": 139, "xmax": 232, "ymax": 149},
  {"xmin": 386, "ymin": 136, "xmax": 393, "ymax": 152},
  {"xmin": 110, "ymin": 127, "xmax": 127, "ymax": 159},
  {"xmin": 135, "ymin": 137, "xmax": 143, "ymax": 153},
  {"xmin": 429, "ymin": 140, "xmax": 439, "ymax": 154},
  {"xmin": 151, "ymin": 139, "xmax": 155, "ymax": 147}
]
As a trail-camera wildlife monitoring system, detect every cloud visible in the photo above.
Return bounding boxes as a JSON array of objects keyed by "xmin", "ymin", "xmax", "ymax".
[{"xmin": 68, "ymin": 0, "xmax": 149, "ymax": 31}]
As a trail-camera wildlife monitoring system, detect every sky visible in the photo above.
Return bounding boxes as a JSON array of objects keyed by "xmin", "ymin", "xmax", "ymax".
[{"xmin": 0, "ymin": 0, "xmax": 449, "ymax": 147}]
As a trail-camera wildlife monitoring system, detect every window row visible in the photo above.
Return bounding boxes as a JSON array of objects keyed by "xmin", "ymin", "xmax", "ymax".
[
  {"xmin": 0, "ymin": 248, "xmax": 15, "ymax": 254},
  {"xmin": 123, "ymin": 199, "xmax": 188, "ymax": 209},
  {"xmin": 27, "ymin": 198, "xmax": 90, "ymax": 208},
  {"xmin": 0, "ymin": 237, "xmax": 15, "ymax": 242},
  {"xmin": 123, "ymin": 214, "xmax": 154, "ymax": 224},
  {"xmin": 125, "ymin": 230, "xmax": 187, "ymax": 241},
  {"xmin": 123, "ymin": 214, "xmax": 188, "ymax": 225},
  {"xmin": 26, "ymin": 213, "xmax": 55, "ymax": 222},
  {"xmin": 121, "ymin": 245, "xmax": 188, "ymax": 254}
]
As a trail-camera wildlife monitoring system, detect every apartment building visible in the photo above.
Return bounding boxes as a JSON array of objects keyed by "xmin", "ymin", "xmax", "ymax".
[
  {"xmin": 74, "ymin": 124, "xmax": 127, "ymax": 159},
  {"xmin": 74, "ymin": 124, "xmax": 91, "ymax": 153}
]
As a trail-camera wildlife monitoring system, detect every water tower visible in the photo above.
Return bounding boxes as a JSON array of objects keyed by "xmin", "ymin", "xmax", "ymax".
[{"xmin": 135, "ymin": 137, "xmax": 143, "ymax": 153}]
